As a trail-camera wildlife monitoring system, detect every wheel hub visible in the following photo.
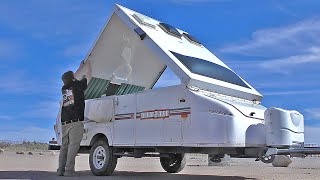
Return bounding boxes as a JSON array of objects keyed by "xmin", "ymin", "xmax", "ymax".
[{"xmin": 93, "ymin": 146, "xmax": 106, "ymax": 169}]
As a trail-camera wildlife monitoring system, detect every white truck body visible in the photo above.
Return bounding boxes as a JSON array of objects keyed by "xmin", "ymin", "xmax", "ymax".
[{"xmin": 54, "ymin": 5, "xmax": 308, "ymax": 175}]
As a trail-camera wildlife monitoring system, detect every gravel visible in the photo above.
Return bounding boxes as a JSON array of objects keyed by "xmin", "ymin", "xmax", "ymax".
[{"xmin": 0, "ymin": 151, "xmax": 319, "ymax": 180}]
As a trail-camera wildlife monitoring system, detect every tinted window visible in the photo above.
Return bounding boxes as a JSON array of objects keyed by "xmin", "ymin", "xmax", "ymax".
[
  {"xmin": 159, "ymin": 23, "xmax": 182, "ymax": 38},
  {"xmin": 170, "ymin": 51, "xmax": 250, "ymax": 88},
  {"xmin": 182, "ymin": 33, "xmax": 201, "ymax": 45}
]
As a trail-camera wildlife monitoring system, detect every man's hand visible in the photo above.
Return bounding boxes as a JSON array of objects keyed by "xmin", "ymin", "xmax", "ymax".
[
  {"xmin": 74, "ymin": 60, "xmax": 86, "ymax": 80},
  {"xmin": 85, "ymin": 59, "xmax": 92, "ymax": 83},
  {"xmin": 79, "ymin": 60, "xmax": 85, "ymax": 69}
]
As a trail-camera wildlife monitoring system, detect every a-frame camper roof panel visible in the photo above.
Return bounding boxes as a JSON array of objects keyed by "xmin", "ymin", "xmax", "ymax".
[
  {"xmin": 117, "ymin": 5, "xmax": 262, "ymax": 101},
  {"xmin": 82, "ymin": 12, "xmax": 167, "ymax": 90},
  {"xmin": 79, "ymin": 4, "xmax": 262, "ymax": 101}
]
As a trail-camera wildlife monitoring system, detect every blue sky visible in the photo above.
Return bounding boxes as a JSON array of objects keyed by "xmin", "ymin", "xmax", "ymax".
[{"xmin": 0, "ymin": 0, "xmax": 319, "ymax": 144}]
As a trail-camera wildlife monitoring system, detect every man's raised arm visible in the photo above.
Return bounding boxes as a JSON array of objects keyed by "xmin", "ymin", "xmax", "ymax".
[{"xmin": 74, "ymin": 60, "xmax": 92, "ymax": 83}]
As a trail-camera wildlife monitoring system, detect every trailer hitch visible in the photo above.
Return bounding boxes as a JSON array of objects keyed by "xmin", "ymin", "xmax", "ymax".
[{"xmin": 265, "ymin": 147, "xmax": 320, "ymax": 158}]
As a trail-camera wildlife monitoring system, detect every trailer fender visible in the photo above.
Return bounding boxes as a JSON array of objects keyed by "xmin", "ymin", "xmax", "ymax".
[
  {"xmin": 245, "ymin": 123, "xmax": 266, "ymax": 147},
  {"xmin": 90, "ymin": 133, "xmax": 110, "ymax": 146},
  {"xmin": 87, "ymin": 126, "xmax": 113, "ymax": 146}
]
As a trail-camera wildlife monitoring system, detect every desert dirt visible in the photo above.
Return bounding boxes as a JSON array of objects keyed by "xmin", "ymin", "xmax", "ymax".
[{"xmin": 0, "ymin": 151, "xmax": 320, "ymax": 180}]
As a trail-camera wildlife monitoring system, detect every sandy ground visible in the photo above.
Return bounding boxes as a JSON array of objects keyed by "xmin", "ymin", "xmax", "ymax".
[{"xmin": 0, "ymin": 151, "xmax": 320, "ymax": 180}]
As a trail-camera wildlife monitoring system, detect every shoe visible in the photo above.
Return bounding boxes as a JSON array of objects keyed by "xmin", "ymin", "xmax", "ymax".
[
  {"xmin": 64, "ymin": 170, "xmax": 80, "ymax": 177},
  {"xmin": 57, "ymin": 168, "xmax": 65, "ymax": 176}
]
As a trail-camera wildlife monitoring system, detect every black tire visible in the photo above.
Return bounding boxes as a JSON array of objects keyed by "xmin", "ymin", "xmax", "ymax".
[
  {"xmin": 160, "ymin": 153, "xmax": 186, "ymax": 173},
  {"xmin": 259, "ymin": 148, "xmax": 275, "ymax": 164},
  {"xmin": 89, "ymin": 140, "xmax": 117, "ymax": 176}
]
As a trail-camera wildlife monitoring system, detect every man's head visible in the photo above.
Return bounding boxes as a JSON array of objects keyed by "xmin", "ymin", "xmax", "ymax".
[{"xmin": 62, "ymin": 71, "xmax": 75, "ymax": 85}]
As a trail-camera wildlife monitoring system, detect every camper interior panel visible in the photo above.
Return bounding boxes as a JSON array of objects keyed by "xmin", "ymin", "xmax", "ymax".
[{"xmin": 86, "ymin": 13, "xmax": 166, "ymax": 91}]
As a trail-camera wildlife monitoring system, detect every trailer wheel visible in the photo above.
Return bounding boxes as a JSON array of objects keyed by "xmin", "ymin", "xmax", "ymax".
[
  {"xmin": 259, "ymin": 148, "xmax": 275, "ymax": 164},
  {"xmin": 160, "ymin": 153, "xmax": 186, "ymax": 173},
  {"xmin": 89, "ymin": 140, "xmax": 117, "ymax": 176}
]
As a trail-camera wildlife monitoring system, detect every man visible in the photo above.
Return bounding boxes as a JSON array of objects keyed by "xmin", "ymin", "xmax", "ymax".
[{"xmin": 57, "ymin": 60, "xmax": 91, "ymax": 176}]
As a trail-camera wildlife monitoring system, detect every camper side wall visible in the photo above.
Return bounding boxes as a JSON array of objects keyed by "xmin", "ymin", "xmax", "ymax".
[{"xmin": 80, "ymin": 85, "xmax": 267, "ymax": 149}]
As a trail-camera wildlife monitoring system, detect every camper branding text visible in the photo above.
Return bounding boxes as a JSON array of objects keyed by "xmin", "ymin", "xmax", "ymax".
[{"xmin": 140, "ymin": 110, "xmax": 170, "ymax": 119}]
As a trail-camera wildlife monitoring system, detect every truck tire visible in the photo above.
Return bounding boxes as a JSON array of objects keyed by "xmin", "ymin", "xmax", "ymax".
[
  {"xmin": 160, "ymin": 153, "xmax": 186, "ymax": 173},
  {"xmin": 89, "ymin": 140, "xmax": 117, "ymax": 176}
]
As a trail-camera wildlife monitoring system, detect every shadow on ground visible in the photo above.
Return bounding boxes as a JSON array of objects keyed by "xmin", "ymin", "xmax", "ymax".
[{"xmin": 0, "ymin": 170, "xmax": 255, "ymax": 180}]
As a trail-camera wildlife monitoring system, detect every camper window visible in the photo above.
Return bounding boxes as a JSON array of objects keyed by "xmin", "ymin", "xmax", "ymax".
[
  {"xmin": 158, "ymin": 23, "xmax": 182, "ymax": 38},
  {"xmin": 170, "ymin": 51, "xmax": 250, "ymax": 88},
  {"xmin": 182, "ymin": 33, "xmax": 201, "ymax": 45}
]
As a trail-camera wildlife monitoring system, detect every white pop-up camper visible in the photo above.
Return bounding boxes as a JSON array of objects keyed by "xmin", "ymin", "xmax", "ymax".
[{"xmin": 53, "ymin": 4, "xmax": 318, "ymax": 176}]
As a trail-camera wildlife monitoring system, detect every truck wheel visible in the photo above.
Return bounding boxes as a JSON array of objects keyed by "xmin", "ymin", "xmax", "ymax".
[
  {"xmin": 89, "ymin": 140, "xmax": 117, "ymax": 176},
  {"xmin": 160, "ymin": 153, "xmax": 186, "ymax": 173}
]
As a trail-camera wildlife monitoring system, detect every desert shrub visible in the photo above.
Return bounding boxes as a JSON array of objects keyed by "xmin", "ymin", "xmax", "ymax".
[{"xmin": 0, "ymin": 141, "xmax": 48, "ymax": 151}]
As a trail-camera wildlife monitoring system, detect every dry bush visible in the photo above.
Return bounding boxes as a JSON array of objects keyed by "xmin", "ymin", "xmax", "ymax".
[{"xmin": 0, "ymin": 141, "xmax": 48, "ymax": 151}]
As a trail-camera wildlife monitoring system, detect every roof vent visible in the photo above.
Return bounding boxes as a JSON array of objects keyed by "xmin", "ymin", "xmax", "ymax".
[
  {"xmin": 182, "ymin": 32, "xmax": 202, "ymax": 46},
  {"xmin": 158, "ymin": 22, "xmax": 182, "ymax": 38},
  {"xmin": 132, "ymin": 13, "xmax": 156, "ymax": 29}
]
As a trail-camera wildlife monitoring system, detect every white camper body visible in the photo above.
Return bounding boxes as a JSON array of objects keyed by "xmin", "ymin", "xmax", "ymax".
[
  {"xmin": 54, "ymin": 5, "xmax": 307, "ymax": 175},
  {"xmin": 82, "ymin": 85, "xmax": 268, "ymax": 148}
]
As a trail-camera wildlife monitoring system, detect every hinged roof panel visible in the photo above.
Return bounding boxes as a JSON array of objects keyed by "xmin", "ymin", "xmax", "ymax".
[{"xmin": 76, "ymin": 4, "xmax": 263, "ymax": 101}]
